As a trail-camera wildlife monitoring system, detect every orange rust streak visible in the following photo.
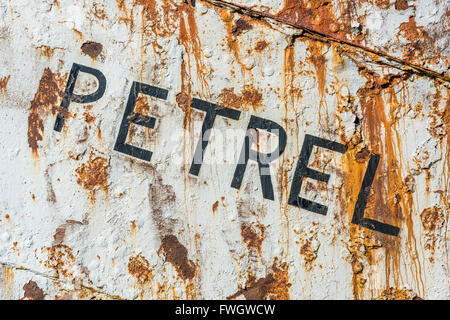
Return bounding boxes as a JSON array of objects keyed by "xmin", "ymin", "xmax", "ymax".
[
  {"xmin": 0, "ymin": 75, "xmax": 11, "ymax": 95},
  {"xmin": 27, "ymin": 69, "xmax": 67, "ymax": 158}
]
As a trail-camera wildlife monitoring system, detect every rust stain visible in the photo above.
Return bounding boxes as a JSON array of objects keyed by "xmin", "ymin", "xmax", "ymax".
[
  {"xmin": 254, "ymin": 40, "xmax": 268, "ymax": 52},
  {"xmin": 176, "ymin": 92, "xmax": 191, "ymax": 112},
  {"xmin": 158, "ymin": 234, "xmax": 196, "ymax": 281},
  {"xmin": 212, "ymin": 200, "xmax": 219, "ymax": 213},
  {"xmin": 375, "ymin": 287, "xmax": 422, "ymax": 300},
  {"xmin": 208, "ymin": 0, "xmax": 449, "ymax": 82},
  {"xmin": 178, "ymin": 1, "xmax": 210, "ymax": 97},
  {"xmin": 92, "ymin": 2, "xmax": 107, "ymax": 20},
  {"xmin": 27, "ymin": 68, "xmax": 67, "ymax": 157},
  {"xmin": 218, "ymin": 7, "xmax": 252, "ymax": 72},
  {"xmin": 128, "ymin": 96, "xmax": 150, "ymax": 141},
  {"xmin": 307, "ymin": 40, "xmax": 327, "ymax": 104},
  {"xmin": 231, "ymin": 18, "xmax": 252, "ymax": 36},
  {"xmin": 0, "ymin": 75, "xmax": 11, "ymax": 96},
  {"xmin": 219, "ymin": 86, "xmax": 262, "ymax": 111},
  {"xmin": 43, "ymin": 244, "xmax": 76, "ymax": 279},
  {"xmin": 73, "ymin": 28, "xmax": 84, "ymax": 39},
  {"xmin": 36, "ymin": 45, "xmax": 55, "ymax": 58},
  {"xmin": 394, "ymin": 0, "xmax": 409, "ymax": 10},
  {"xmin": 338, "ymin": 65, "xmax": 426, "ymax": 298},
  {"xmin": 149, "ymin": 170, "xmax": 177, "ymax": 235},
  {"xmin": 276, "ymin": 0, "xmax": 348, "ymax": 40},
  {"xmin": 227, "ymin": 258, "xmax": 291, "ymax": 300},
  {"xmin": 397, "ymin": 17, "xmax": 431, "ymax": 61},
  {"xmin": 421, "ymin": 206, "xmax": 445, "ymax": 233},
  {"xmin": 115, "ymin": 0, "xmax": 135, "ymax": 32},
  {"xmin": 2, "ymin": 266, "xmax": 14, "ymax": 299},
  {"xmin": 131, "ymin": 220, "xmax": 137, "ymax": 234},
  {"xmin": 299, "ymin": 240, "xmax": 319, "ymax": 271},
  {"xmin": 53, "ymin": 228, "xmax": 66, "ymax": 246},
  {"xmin": 134, "ymin": 0, "xmax": 180, "ymax": 53},
  {"xmin": 241, "ymin": 223, "xmax": 265, "ymax": 256},
  {"xmin": 52, "ymin": 220, "xmax": 84, "ymax": 246},
  {"xmin": 355, "ymin": 147, "xmax": 370, "ymax": 163},
  {"xmin": 81, "ymin": 41, "xmax": 103, "ymax": 59},
  {"xmin": 420, "ymin": 206, "xmax": 445, "ymax": 262},
  {"xmin": 22, "ymin": 281, "xmax": 45, "ymax": 300},
  {"xmin": 128, "ymin": 254, "xmax": 154, "ymax": 284},
  {"xmin": 83, "ymin": 105, "xmax": 96, "ymax": 124},
  {"xmin": 75, "ymin": 150, "xmax": 109, "ymax": 202}
]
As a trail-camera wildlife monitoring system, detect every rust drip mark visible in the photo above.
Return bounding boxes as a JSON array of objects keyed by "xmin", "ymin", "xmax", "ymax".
[
  {"xmin": 81, "ymin": 41, "xmax": 103, "ymax": 59},
  {"xmin": 128, "ymin": 254, "xmax": 154, "ymax": 284},
  {"xmin": 0, "ymin": 75, "xmax": 11, "ymax": 96},
  {"xmin": 307, "ymin": 40, "xmax": 327, "ymax": 104},
  {"xmin": 375, "ymin": 287, "xmax": 422, "ymax": 300},
  {"xmin": 43, "ymin": 244, "xmax": 76, "ymax": 279},
  {"xmin": 203, "ymin": 0, "xmax": 450, "ymax": 82},
  {"xmin": 2, "ymin": 267, "xmax": 14, "ymax": 298},
  {"xmin": 27, "ymin": 68, "xmax": 67, "ymax": 157},
  {"xmin": 231, "ymin": 18, "xmax": 252, "ymax": 36},
  {"xmin": 339, "ymin": 67, "xmax": 425, "ymax": 296},
  {"xmin": 219, "ymin": 86, "xmax": 262, "ymax": 111},
  {"xmin": 178, "ymin": 2, "xmax": 210, "ymax": 96},
  {"xmin": 115, "ymin": 0, "xmax": 135, "ymax": 32},
  {"xmin": 219, "ymin": 7, "xmax": 255, "ymax": 72},
  {"xmin": 212, "ymin": 200, "xmax": 219, "ymax": 213},
  {"xmin": 227, "ymin": 258, "xmax": 291, "ymax": 300},
  {"xmin": 340, "ymin": 148, "xmax": 380, "ymax": 300},
  {"xmin": 75, "ymin": 150, "xmax": 109, "ymax": 202},
  {"xmin": 131, "ymin": 220, "xmax": 137, "ymax": 234},
  {"xmin": 241, "ymin": 223, "xmax": 265, "ymax": 256},
  {"xmin": 22, "ymin": 281, "xmax": 45, "ymax": 300},
  {"xmin": 159, "ymin": 235, "xmax": 196, "ymax": 281}
]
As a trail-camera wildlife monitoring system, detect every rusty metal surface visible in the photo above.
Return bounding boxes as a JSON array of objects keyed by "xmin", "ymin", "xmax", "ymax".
[{"xmin": 0, "ymin": 0, "xmax": 448, "ymax": 300}]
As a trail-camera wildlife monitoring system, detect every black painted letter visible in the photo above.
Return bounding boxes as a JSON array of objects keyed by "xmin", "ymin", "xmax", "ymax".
[
  {"xmin": 231, "ymin": 116, "xmax": 287, "ymax": 200},
  {"xmin": 54, "ymin": 63, "xmax": 107, "ymax": 132},
  {"xmin": 114, "ymin": 82, "xmax": 168, "ymax": 161},
  {"xmin": 189, "ymin": 98, "xmax": 241, "ymax": 176},
  {"xmin": 351, "ymin": 154, "xmax": 400, "ymax": 236},
  {"xmin": 288, "ymin": 134, "xmax": 347, "ymax": 215}
]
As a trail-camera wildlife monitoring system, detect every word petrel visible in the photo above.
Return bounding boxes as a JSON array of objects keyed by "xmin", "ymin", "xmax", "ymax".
[{"xmin": 51, "ymin": 63, "xmax": 400, "ymax": 237}]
